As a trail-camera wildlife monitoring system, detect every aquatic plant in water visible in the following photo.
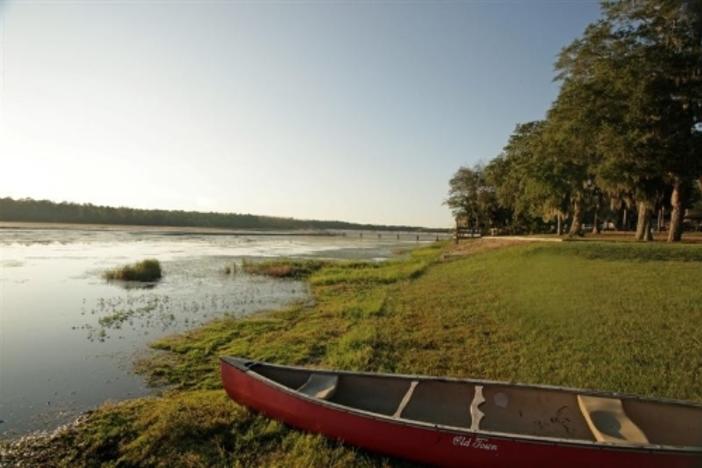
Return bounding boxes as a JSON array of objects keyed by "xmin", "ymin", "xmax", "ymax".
[
  {"xmin": 242, "ymin": 258, "xmax": 326, "ymax": 279},
  {"xmin": 104, "ymin": 259, "xmax": 162, "ymax": 282}
]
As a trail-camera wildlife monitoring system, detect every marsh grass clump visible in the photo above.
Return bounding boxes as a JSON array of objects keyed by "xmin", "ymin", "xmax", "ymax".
[
  {"xmin": 104, "ymin": 259, "xmax": 162, "ymax": 282},
  {"xmin": 242, "ymin": 258, "xmax": 326, "ymax": 279},
  {"xmin": 98, "ymin": 310, "xmax": 131, "ymax": 328}
]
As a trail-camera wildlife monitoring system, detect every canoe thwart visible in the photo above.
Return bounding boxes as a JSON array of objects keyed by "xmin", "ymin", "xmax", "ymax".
[
  {"xmin": 298, "ymin": 373, "xmax": 338, "ymax": 400},
  {"xmin": 470, "ymin": 385, "xmax": 486, "ymax": 431},
  {"xmin": 393, "ymin": 380, "xmax": 419, "ymax": 418},
  {"xmin": 577, "ymin": 395, "xmax": 649, "ymax": 444}
]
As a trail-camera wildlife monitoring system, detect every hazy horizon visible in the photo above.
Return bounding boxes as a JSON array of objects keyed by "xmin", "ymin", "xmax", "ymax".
[{"xmin": 0, "ymin": 1, "xmax": 600, "ymax": 227}]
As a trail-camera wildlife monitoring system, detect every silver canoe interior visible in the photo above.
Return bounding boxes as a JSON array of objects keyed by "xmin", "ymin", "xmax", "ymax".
[{"xmin": 252, "ymin": 363, "xmax": 702, "ymax": 448}]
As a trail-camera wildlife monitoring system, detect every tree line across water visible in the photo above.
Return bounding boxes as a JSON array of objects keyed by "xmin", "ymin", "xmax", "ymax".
[
  {"xmin": 447, "ymin": 1, "xmax": 702, "ymax": 242},
  {"xmin": 0, "ymin": 197, "xmax": 436, "ymax": 232}
]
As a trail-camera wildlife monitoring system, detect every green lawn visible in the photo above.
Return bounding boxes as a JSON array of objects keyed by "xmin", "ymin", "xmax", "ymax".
[
  {"xmin": 4, "ymin": 240, "xmax": 702, "ymax": 467},
  {"xmin": 378, "ymin": 242, "xmax": 702, "ymax": 399}
]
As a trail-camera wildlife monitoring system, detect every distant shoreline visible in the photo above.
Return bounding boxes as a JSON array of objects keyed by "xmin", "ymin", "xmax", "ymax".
[
  {"xmin": 0, "ymin": 221, "xmax": 450, "ymax": 237},
  {"xmin": 0, "ymin": 197, "xmax": 450, "ymax": 233},
  {"xmin": 0, "ymin": 221, "xmax": 336, "ymax": 236}
]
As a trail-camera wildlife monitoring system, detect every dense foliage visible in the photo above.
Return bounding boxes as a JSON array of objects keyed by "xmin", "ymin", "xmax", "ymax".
[
  {"xmin": 0, "ymin": 197, "xmax": 436, "ymax": 232},
  {"xmin": 448, "ymin": 0, "xmax": 702, "ymax": 241}
]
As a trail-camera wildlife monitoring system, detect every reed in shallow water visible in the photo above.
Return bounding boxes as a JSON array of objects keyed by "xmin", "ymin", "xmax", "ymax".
[{"xmin": 104, "ymin": 259, "xmax": 162, "ymax": 282}]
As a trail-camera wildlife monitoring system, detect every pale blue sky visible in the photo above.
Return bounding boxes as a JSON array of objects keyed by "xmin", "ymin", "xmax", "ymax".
[{"xmin": 0, "ymin": 1, "xmax": 600, "ymax": 228}]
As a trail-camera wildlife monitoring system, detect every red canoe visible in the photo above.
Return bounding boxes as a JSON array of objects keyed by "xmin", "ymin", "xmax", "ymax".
[{"xmin": 220, "ymin": 357, "xmax": 702, "ymax": 467}]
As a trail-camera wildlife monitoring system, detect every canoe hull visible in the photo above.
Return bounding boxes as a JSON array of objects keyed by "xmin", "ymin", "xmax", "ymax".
[{"xmin": 220, "ymin": 360, "xmax": 701, "ymax": 467}]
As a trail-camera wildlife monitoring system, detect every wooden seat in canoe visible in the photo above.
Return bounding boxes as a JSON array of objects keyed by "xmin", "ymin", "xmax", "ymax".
[
  {"xmin": 577, "ymin": 395, "xmax": 649, "ymax": 444},
  {"xmin": 298, "ymin": 373, "xmax": 338, "ymax": 400},
  {"xmin": 469, "ymin": 385, "xmax": 486, "ymax": 431}
]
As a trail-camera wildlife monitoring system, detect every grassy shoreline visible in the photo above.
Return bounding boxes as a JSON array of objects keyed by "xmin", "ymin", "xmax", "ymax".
[{"xmin": 3, "ymin": 239, "xmax": 702, "ymax": 466}]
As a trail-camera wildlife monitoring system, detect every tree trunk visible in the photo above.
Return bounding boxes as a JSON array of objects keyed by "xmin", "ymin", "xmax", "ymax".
[
  {"xmin": 592, "ymin": 199, "xmax": 600, "ymax": 234},
  {"xmin": 635, "ymin": 201, "xmax": 654, "ymax": 241},
  {"xmin": 592, "ymin": 211, "xmax": 599, "ymax": 234},
  {"xmin": 568, "ymin": 198, "xmax": 583, "ymax": 237},
  {"xmin": 644, "ymin": 216, "xmax": 654, "ymax": 241},
  {"xmin": 656, "ymin": 208, "xmax": 662, "ymax": 232},
  {"xmin": 667, "ymin": 178, "xmax": 684, "ymax": 242},
  {"xmin": 556, "ymin": 214, "xmax": 562, "ymax": 236},
  {"xmin": 622, "ymin": 208, "xmax": 628, "ymax": 231}
]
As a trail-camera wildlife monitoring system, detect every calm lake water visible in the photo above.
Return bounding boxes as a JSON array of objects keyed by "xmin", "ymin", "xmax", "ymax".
[{"xmin": 0, "ymin": 227, "xmax": 440, "ymax": 438}]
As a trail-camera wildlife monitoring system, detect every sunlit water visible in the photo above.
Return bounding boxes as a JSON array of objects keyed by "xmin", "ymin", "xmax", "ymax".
[{"xmin": 0, "ymin": 227, "xmax": 441, "ymax": 438}]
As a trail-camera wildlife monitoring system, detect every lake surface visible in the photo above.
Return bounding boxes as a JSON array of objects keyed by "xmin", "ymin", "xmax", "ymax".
[{"xmin": 0, "ymin": 226, "xmax": 441, "ymax": 438}]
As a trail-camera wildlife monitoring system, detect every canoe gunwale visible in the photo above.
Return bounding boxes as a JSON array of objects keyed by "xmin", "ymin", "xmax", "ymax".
[{"xmin": 220, "ymin": 356, "xmax": 702, "ymax": 455}]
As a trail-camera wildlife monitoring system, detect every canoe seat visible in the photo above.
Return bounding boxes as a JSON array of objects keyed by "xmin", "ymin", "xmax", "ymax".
[
  {"xmin": 577, "ymin": 395, "xmax": 648, "ymax": 444},
  {"xmin": 470, "ymin": 385, "xmax": 486, "ymax": 431},
  {"xmin": 298, "ymin": 373, "xmax": 338, "ymax": 400}
]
